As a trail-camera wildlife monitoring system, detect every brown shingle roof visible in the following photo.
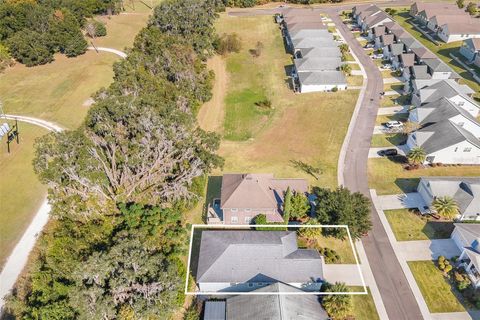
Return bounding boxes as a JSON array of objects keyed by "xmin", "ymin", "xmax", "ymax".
[{"xmin": 400, "ymin": 53, "xmax": 415, "ymax": 67}]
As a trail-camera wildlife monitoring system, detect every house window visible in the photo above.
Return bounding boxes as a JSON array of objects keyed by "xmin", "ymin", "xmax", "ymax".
[
  {"xmin": 245, "ymin": 217, "xmax": 251, "ymax": 223},
  {"xmin": 231, "ymin": 208, "xmax": 238, "ymax": 212},
  {"xmin": 245, "ymin": 208, "xmax": 251, "ymax": 212},
  {"xmin": 231, "ymin": 216, "xmax": 238, "ymax": 223},
  {"xmin": 455, "ymin": 147, "xmax": 459, "ymax": 152},
  {"xmin": 247, "ymin": 283, "xmax": 254, "ymax": 288},
  {"xmin": 458, "ymin": 101, "xmax": 465, "ymax": 107},
  {"xmin": 458, "ymin": 122, "xmax": 465, "ymax": 127},
  {"xmin": 464, "ymin": 147, "xmax": 472, "ymax": 152},
  {"xmin": 426, "ymin": 156, "xmax": 435, "ymax": 163}
]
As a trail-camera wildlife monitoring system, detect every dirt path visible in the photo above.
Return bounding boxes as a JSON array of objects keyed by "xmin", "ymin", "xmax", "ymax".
[{"xmin": 197, "ymin": 56, "xmax": 227, "ymax": 133}]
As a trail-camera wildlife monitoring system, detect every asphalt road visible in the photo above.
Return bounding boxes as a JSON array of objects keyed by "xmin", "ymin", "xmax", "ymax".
[{"xmin": 327, "ymin": 10, "xmax": 424, "ymax": 320}]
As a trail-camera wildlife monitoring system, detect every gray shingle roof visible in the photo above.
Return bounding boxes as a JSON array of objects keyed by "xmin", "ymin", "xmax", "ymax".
[
  {"xmin": 400, "ymin": 37, "xmax": 423, "ymax": 50},
  {"xmin": 400, "ymin": 53, "xmax": 415, "ymax": 67},
  {"xmin": 289, "ymin": 29, "xmax": 331, "ymax": 40},
  {"xmin": 412, "ymin": 65, "xmax": 431, "ymax": 79},
  {"xmin": 225, "ymin": 283, "xmax": 330, "ymax": 320},
  {"xmin": 389, "ymin": 43, "xmax": 404, "ymax": 56},
  {"xmin": 416, "ymin": 79, "xmax": 475, "ymax": 104},
  {"xmin": 421, "ymin": 177, "xmax": 480, "ymax": 215},
  {"xmin": 298, "ymin": 71, "xmax": 347, "ymax": 86},
  {"xmin": 297, "ymin": 46, "xmax": 341, "ymax": 58},
  {"xmin": 464, "ymin": 38, "xmax": 480, "ymax": 52},
  {"xmin": 205, "ymin": 301, "xmax": 226, "ymax": 320},
  {"xmin": 294, "ymin": 57, "xmax": 342, "ymax": 71},
  {"xmin": 415, "ymin": 119, "xmax": 480, "ymax": 153},
  {"xmin": 287, "ymin": 21, "xmax": 328, "ymax": 31},
  {"xmin": 292, "ymin": 37, "xmax": 338, "ymax": 49},
  {"xmin": 411, "ymin": 46, "xmax": 437, "ymax": 59},
  {"xmin": 453, "ymin": 222, "xmax": 480, "ymax": 246},
  {"xmin": 417, "ymin": 97, "xmax": 478, "ymax": 126},
  {"xmin": 380, "ymin": 34, "xmax": 394, "ymax": 46},
  {"xmin": 196, "ymin": 231, "xmax": 323, "ymax": 283},
  {"xmin": 423, "ymin": 58, "xmax": 453, "ymax": 73}
]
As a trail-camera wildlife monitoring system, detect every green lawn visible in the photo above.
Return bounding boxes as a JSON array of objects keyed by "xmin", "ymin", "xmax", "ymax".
[
  {"xmin": 371, "ymin": 133, "xmax": 406, "ymax": 147},
  {"xmin": 375, "ymin": 113, "xmax": 409, "ymax": 125},
  {"xmin": 351, "ymin": 288, "xmax": 380, "ymax": 320},
  {"xmin": 0, "ymin": 52, "xmax": 117, "ymax": 129},
  {"xmin": 392, "ymin": 9, "xmax": 480, "ymax": 94},
  {"xmin": 347, "ymin": 75, "xmax": 364, "ymax": 86},
  {"xmin": 408, "ymin": 261, "xmax": 466, "ymax": 313},
  {"xmin": 380, "ymin": 94, "xmax": 410, "ymax": 107},
  {"xmin": 0, "ymin": 123, "xmax": 48, "ymax": 268},
  {"xmin": 300, "ymin": 232, "xmax": 357, "ymax": 264},
  {"xmin": 384, "ymin": 209, "xmax": 454, "ymax": 241},
  {"xmin": 208, "ymin": 14, "xmax": 359, "ymax": 190},
  {"xmin": 368, "ymin": 158, "xmax": 480, "ymax": 195},
  {"xmin": 383, "ymin": 83, "xmax": 404, "ymax": 93}
]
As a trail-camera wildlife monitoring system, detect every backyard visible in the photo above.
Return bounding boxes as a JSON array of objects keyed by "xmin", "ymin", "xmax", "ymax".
[
  {"xmin": 368, "ymin": 158, "xmax": 480, "ymax": 195},
  {"xmin": 408, "ymin": 261, "xmax": 466, "ymax": 313},
  {"xmin": 384, "ymin": 209, "xmax": 454, "ymax": 241}
]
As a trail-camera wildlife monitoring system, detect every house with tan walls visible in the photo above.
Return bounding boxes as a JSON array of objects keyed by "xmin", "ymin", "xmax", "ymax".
[{"xmin": 206, "ymin": 173, "xmax": 308, "ymax": 225}]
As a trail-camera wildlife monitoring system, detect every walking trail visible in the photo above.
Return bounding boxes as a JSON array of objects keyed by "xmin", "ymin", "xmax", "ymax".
[
  {"xmin": 87, "ymin": 46, "xmax": 127, "ymax": 59},
  {"xmin": 0, "ymin": 115, "xmax": 63, "ymax": 310}
]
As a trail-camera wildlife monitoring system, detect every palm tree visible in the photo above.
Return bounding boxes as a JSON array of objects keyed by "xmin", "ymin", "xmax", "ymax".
[
  {"xmin": 432, "ymin": 196, "xmax": 459, "ymax": 219},
  {"xmin": 322, "ymin": 282, "xmax": 352, "ymax": 319},
  {"xmin": 340, "ymin": 63, "xmax": 352, "ymax": 76},
  {"xmin": 407, "ymin": 147, "xmax": 426, "ymax": 165}
]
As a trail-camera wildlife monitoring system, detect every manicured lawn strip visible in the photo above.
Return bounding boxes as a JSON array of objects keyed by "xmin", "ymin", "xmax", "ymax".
[
  {"xmin": 408, "ymin": 261, "xmax": 465, "ymax": 313},
  {"xmin": 380, "ymin": 94, "xmax": 409, "ymax": 107},
  {"xmin": 344, "ymin": 52, "xmax": 355, "ymax": 61},
  {"xmin": 350, "ymin": 63, "xmax": 361, "ymax": 70},
  {"xmin": 0, "ymin": 52, "xmax": 117, "ymax": 129},
  {"xmin": 347, "ymin": 75, "xmax": 364, "ymax": 86},
  {"xmin": 392, "ymin": 9, "xmax": 480, "ymax": 94},
  {"xmin": 384, "ymin": 209, "xmax": 454, "ymax": 241},
  {"xmin": 370, "ymin": 134, "xmax": 406, "ymax": 147},
  {"xmin": 351, "ymin": 288, "xmax": 380, "ymax": 320},
  {"xmin": 0, "ymin": 123, "xmax": 48, "ymax": 268},
  {"xmin": 368, "ymin": 158, "xmax": 480, "ymax": 195},
  {"xmin": 383, "ymin": 83, "xmax": 404, "ymax": 92},
  {"xmin": 376, "ymin": 113, "xmax": 409, "ymax": 125}
]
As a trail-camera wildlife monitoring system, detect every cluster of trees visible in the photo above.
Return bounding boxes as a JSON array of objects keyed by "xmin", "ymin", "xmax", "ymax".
[
  {"xmin": 5, "ymin": 0, "xmax": 223, "ymax": 318},
  {"xmin": 225, "ymin": 0, "xmax": 342, "ymax": 8},
  {"xmin": 0, "ymin": 0, "xmax": 116, "ymax": 66}
]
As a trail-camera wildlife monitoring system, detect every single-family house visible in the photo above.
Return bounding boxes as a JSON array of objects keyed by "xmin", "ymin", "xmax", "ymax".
[
  {"xmin": 362, "ymin": 11, "xmax": 391, "ymax": 32},
  {"xmin": 393, "ymin": 53, "xmax": 415, "ymax": 71},
  {"xmin": 411, "ymin": 46, "xmax": 437, "ymax": 63},
  {"xmin": 352, "ymin": 4, "xmax": 382, "ymax": 27},
  {"xmin": 368, "ymin": 25, "xmax": 386, "ymax": 43},
  {"xmin": 386, "ymin": 43, "xmax": 404, "ymax": 62},
  {"xmin": 384, "ymin": 21, "xmax": 403, "ymax": 34},
  {"xmin": 291, "ymin": 37, "xmax": 337, "ymax": 50},
  {"xmin": 422, "ymin": 58, "xmax": 459, "ymax": 79},
  {"xmin": 411, "ymin": 79, "xmax": 478, "ymax": 117},
  {"xmin": 297, "ymin": 71, "xmax": 347, "ymax": 93},
  {"xmin": 196, "ymin": 231, "xmax": 324, "ymax": 292},
  {"xmin": 451, "ymin": 223, "xmax": 480, "ymax": 288},
  {"xmin": 206, "ymin": 173, "xmax": 308, "ymax": 225},
  {"xmin": 418, "ymin": 178, "xmax": 480, "ymax": 221},
  {"xmin": 294, "ymin": 46, "xmax": 341, "ymax": 59},
  {"xmin": 406, "ymin": 119, "xmax": 480, "ymax": 164},
  {"xmin": 286, "ymin": 21, "xmax": 328, "ymax": 32},
  {"xmin": 410, "ymin": 65, "xmax": 431, "ymax": 80},
  {"xmin": 379, "ymin": 34, "xmax": 394, "ymax": 53},
  {"xmin": 400, "ymin": 36, "xmax": 423, "ymax": 53},
  {"xmin": 410, "ymin": 2, "xmax": 459, "ymax": 18},
  {"xmin": 293, "ymin": 57, "xmax": 343, "ymax": 74},
  {"xmin": 409, "ymin": 97, "xmax": 480, "ymax": 138},
  {"xmin": 288, "ymin": 29, "xmax": 331, "ymax": 41},
  {"xmin": 416, "ymin": 8, "xmax": 464, "ymax": 26},
  {"xmin": 460, "ymin": 38, "xmax": 480, "ymax": 63},
  {"xmin": 427, "ymin": 15, "xmax": 467, "ymax": 32},
  {"xmin": 437, "ymin": 21, "xmax": 480, "ymax": 43},
  {"xmin": 203, "ymin": 283, "xmax": 330, "ymax": 320}
]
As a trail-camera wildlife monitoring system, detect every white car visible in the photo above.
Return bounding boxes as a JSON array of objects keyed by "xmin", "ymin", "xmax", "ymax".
[
  {"xmin": 382, "ymin": 63, "xmax": 392, "ymax": 69},
  {"xmin": 373, "ymin": 53, "xmax": 384, "ymax": 59},
  {"xmin": 384, "ymin": 121, "xmax": 403, "ymax": 129}
]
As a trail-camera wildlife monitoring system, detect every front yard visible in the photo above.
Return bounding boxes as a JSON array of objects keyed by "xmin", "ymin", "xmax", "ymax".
[
  {"xmin": 352, "ymin": 288, "xmax": 380, "ymax": 320},
  {"xmin": 370, "ymin": 133, "xmax": 406, "ymax": 148},
  {"xmin": 384, "ymin": 209, "xmax": 454, "ymax": 241},
  {"xmin": 409, "ymin": 261, "xmax": 466, "ymax": 313},
  {"xmin": 368, "ymin": 158, "xmax": 480, "ymax": 195}
]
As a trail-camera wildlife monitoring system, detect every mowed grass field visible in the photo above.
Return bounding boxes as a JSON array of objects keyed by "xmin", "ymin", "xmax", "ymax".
[
  {"xmin": 0, "ymin": 123, "xmax": 48, "ymax": 267},
  {"xmin": 0, "ymin": 52, "xmax": 117, "ymax": 129},
  {"xmin": 200, "ymin": 14, "xmax": 359, "ymax": 189},
  {"xmin": 368, "ymin": 158, "xmax": 480, "ymax": 195}
]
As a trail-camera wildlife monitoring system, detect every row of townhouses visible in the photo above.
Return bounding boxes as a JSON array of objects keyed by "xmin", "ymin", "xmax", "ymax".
[
  {"xmin": 354, "ymin": 4, "xmax": 480, "ymax": 166},
  {"xmin": 278, "ymin": 8, "xmax": 347, "ymax": 93},
  {"xmin": 410, "ymin": 2, "xmax": 480, "ymax": 43}
]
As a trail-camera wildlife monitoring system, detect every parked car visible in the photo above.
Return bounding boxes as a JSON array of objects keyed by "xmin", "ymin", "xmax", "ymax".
[
  {"xmin": 378, "ymin": 148, "xmax": 398, "ymax": 157},
  {"xmin": 351, "ymin": 27, "xmax": 361, "ymax": 32},
  {"xmin": 372, "ymin": 53, "xmax": 384, "ymax": 59},
  {"xmin": 382, "ymin": 63, "xmax": 392, "ymax": 69},
  {"xmin": 364, "ymin": 43, "xmax": 374, "ymax": 49},
  {"xmin": 384, "ymin": 121, "xmax": 403, "ymax": 129}
]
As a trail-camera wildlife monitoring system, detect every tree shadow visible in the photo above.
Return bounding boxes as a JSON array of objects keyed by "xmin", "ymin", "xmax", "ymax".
[
  {"xmin": 202, "ymin": 176, "xmax": 222, "ymax": 223},
  {"xmin": 421, "ymin": 220, "xmax": 455, "ymax": 239},
  {"xmin": 189, "ymin": 227, "xmax": 207, "ymax": 280}
]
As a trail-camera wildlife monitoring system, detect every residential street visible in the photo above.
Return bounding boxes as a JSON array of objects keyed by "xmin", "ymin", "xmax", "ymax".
[{"xmin": 328, "ymin": 10, "xmax": 425, "ymax": 320}]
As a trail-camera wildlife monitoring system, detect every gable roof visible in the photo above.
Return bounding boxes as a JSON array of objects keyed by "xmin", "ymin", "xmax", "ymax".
[
  {"xmin": 289, "ymin": 29, "xmax": 331, "ymax": 40},
  {"xmin": 295, "ymin": 57, "xmax": 342, "ymax": 71},
  {"xmin": 298, "ymin": 71, "xmax": 347, "ymax": 86},
  {"xmin": 297, "ymin": 46, "xmax": 341, "ymax": 58},
  {"xmin": 412, "ymin": 65, "xmax": 431, "ymax": 79},
  {"xmin": 287, "ymin": 21, "xmax": 328, "ymax": 31},
  {"xmin": 384, "ymin": 21, "xmax": 402, "ymax": 32},
  {"xmin": 419, "ymin": 8, "xmax": 465, "ymax": 21},
  {"xmin": 464, "ymin": 38, "xmax": 480, "ymax": 52},
  {"xmin": 389, "ymin": 43, "xmax": 404, "ymax": 56},
  {"xmin": 414, "ymin": 119, "xmax": 480, "ymax": 153},
  {"xmin": 225, "ymin": 283, "xmax": 329, "ymax": 320},
  {"xmin": 417, "ymin": 97, "xmax": 478, "ymax": 126},
  {"xmin": 284, "ymin": 15, "xmax": 322, "ymax": 25},
  {"xmin": 416, "ymin": 79, "xmax": 475, "ymax": 104},
  {"xmin": 282, "ymin": 8, "xmax": 320, "ymax": 18},
  {"xmin": 196, "ymin": 231, "xmax": 323, "ymax": 283},
  {"xmin": 292, "ymin": 37, "xmax": 338, "ymax": 49},
  {"xmin": 399, "ymin": 53, "xmax": 415, "ymax": 67},
  {"xmin": 453, "ymin": 222, "xmax": 480, "ymax": 247},
  {"xmin": 364, "ymin": 12, "xmax": 391, "ymax": 28},
  {"xmin": 400, "ymin": 37, "xmax": 423, "ymax": 50},
  {"xmin": 373, "ymin": 25, "xmax": 386, "ymax": 36},
  {"xmin": 411, "ymin": 46, "xmax": 437, "ymax": 59},
  {"xmin": 220, "ymin": 173, "xmax": 308, "ymax": 210},
  {"xmin": 442, "ymin": 22, "xmax": 480, "ymax": 35},
  {"xmin": 380, "ymin": 34, "xmax": 394, "ymax": 46}
]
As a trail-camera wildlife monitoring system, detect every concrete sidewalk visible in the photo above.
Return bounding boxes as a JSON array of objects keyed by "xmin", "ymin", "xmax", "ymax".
[{"xmin": 377, "ymin": 106, "xmax": 409, "ymax": 115}]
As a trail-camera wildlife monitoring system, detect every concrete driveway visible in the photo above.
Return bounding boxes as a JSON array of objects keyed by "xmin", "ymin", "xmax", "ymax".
[
  {"xmin": 368, "ymin": 146, "xmax": 406, "ymax": 158},
  {"xmin": 377, "ymin": 192, "xmax": 426, "ymax": 211},
  {"xmin": 397, "ymin": 239, "xmax": 461, "ymax": 261},
  {"xmin": 323, "ymin": 264, "xmax": 364, "ymax": 286},
  {"xmin": 377, "ymin": 106, "xmax": 408, "ymax": 115}
]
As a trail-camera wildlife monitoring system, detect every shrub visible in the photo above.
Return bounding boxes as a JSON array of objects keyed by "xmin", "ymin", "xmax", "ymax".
[
  {"xmin": 214, "ymin": 33, "xmax": 241, "ymax": 55},
  {"xmin": 0, "ymin": 43, "xmax": 14, "ymax": 72},
  {"xmin": 7, "ymin": 30, "xmax": 54, "ymax": 66},
  {"xmin": 454, "ymin": 271, "xmax": 471, "ymax": 291},
  {"xmin": 255, "ymin": 99, "xmax": 272, "ymax": 109},
  {"xmin": 444, "ymin": 264, "xmax": 453, "ymax": 273},
  {"xmin": 319, "ymin": 247, "xmax": 340, "ymax": 263},
  {"xmin": 331, "ymin": 86, "xmax": 338, "ymax": 92},
  {"xmin": 86, "ymin": 20, "xmax": 107, "ymax": 38}
]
